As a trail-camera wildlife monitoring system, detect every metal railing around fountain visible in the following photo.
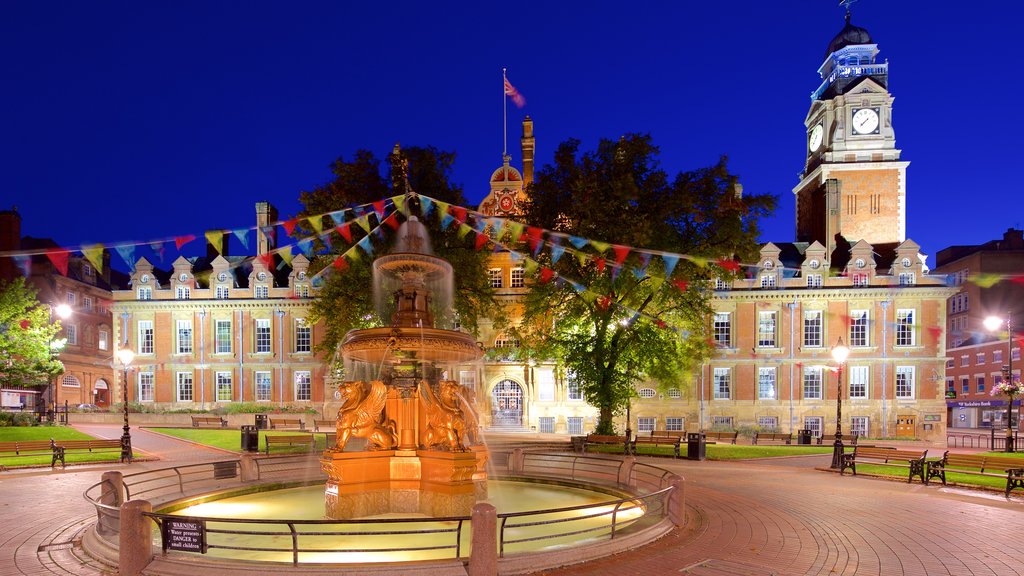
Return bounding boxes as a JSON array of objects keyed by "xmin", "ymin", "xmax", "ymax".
[{"xmin": 84, "ymin": 451, "xmax": 680, "ymax": 566}]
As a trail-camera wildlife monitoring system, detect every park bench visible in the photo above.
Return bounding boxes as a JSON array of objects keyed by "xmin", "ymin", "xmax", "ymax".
[
  {"xmin": 752, "ymin": 432, "xmax": 792, "ymax": 445},
  {"xmin": 269, "ymin": 417, "xmax": 306, "ymax": 431},
  {"xmin": 632, "ymin": 435, "xmax": 682, "ymax": 458},
  {"xmin": 313, "ymin": 419, "xmax": 334, "ymax": 432},
  {"xmin": 840, "ymin": 446, "xmax": 928, "ymax": 483},
  {"xmin": 703, "ymin": 431, "xmax": 739, "ymax": 444},
  {"xmin": 264, "ymin": 434, "xmax": 315, "ymax": 454},
  {"xmin": 52, "ymin": 438, "xmax": 125, "ymax": 467},
  {"xmin": 582, "ymin": 434, "xmax": 630, "ymax": 455},
  {"xmin": 650, "ymin": 430, "xmax": 685, "ymax": 438},
  {"xmin": 926, "ymin": 451, "xmax": 1024, "ymax": 497},
  {"xmin": 191, "ymin": 415, "xmax": 228, "ymax": 428},
  {"xmin": 0, "ymin": 440, "xmax": 62, "ymax": 469},
  {"xmin": 817, "ymin": 433, "xmax": 859, "ymax": 446}
]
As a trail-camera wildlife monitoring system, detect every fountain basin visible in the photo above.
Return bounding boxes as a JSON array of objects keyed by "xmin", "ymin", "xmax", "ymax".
[{"xmin": 340, "ymin": 326, "xmax": 482, "ymax": 365}]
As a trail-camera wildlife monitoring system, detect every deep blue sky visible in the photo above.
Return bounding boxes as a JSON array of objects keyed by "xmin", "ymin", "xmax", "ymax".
[{"xmin": 2, "ymin": 2, "xmax": 1020, "ymax": 268}]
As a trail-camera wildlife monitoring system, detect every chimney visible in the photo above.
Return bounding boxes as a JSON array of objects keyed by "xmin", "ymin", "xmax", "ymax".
[
  {"xmin": 0, "ymin": 207, "xmax": 21, "ymax": 283},
  {"xmin": 255, "ymin": 201, "xmax": 277, "ymax": 256},
  {"xmin": 521, "ymin": 116, "xmax": 535, "ymax": 187},
  {"xmin": 1002, "ymin": 228, "xmax": 1024, "ymax": 249}
]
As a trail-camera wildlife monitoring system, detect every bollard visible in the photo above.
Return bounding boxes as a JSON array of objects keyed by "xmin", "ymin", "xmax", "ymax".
[
  {"xmin": 668, "ymin": 475, "xmax": 686, "ymax": 527},
  {"xmin": 510, "ymin": 448, "xmax": 524, "ymax": 474},
  {"xmin": 119, "ymin": 500, "xmax": 153, "ymax": 576},
  {"xmin": 239, "ymin": 452, "xmax": 259, "ymax": 482},
  {"xmin": 97, "ymin": 471, "xmax": 125, "ymax": 536},
  {"xmin": 468, "ymin": 502, "xmax": 497, "ymax": 576},
  {"xmin": 618, "ymin": 456, "xmax": 636, "ymax": 488}
]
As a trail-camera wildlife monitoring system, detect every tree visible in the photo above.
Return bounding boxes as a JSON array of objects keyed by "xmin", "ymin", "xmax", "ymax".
[
  {"xmin": 0, "ymin": 278, "xmax": 65, "ymax": 390},
  {"xmin": 298, "ymin": 145, "xmax": 502, "ymax": 365},
  {"xmin": 519, "ymin": 134, "xmax": 776, "ymax": 433}
]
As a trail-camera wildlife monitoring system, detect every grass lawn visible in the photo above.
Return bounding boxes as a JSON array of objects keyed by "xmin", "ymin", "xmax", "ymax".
[
  {"xmin": 586, "ymin": 442, "xmax": 832, "ymax": 460},
  {"xmin": 152, "ymin": 428, "xmax": 333, "ymax": 454},
  {"xmin": 0, "ymin": 426, "xmax": 140, "ymax": 468}
]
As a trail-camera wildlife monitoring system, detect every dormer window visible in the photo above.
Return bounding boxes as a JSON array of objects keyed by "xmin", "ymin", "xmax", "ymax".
[
  {"xmin": 215, "ymin": 286, "xmax": 230, "ymax": 299},
  {"xmin": 255, "ymin": 285, "xmax": 269, "ymax": 299},
  {"xmin": 176, "ymin": 286, "xmax": 190, "ymax": 300},
  {"xmin": 763, "ymin": 260, "xmax": 774, "ymax": 269}
]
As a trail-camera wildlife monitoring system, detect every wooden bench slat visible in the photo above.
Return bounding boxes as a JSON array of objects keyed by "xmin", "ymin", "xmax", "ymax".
[
  {"xmin": 191, "ymin": 415, "xmax": 228, "ymax": 428},
  {"xmin": 840, "ymin": 446, "xmax": 928, "ymax": 483},
  {"xmin": 927, "ymin": 451, "xmax": 1024, "ymax": 496},
  {"xmin": 264, "ymin": 434, "xmax": 315, "ymax": 454},
  {"xmin": 269, "ymin": 418, "xmax": 306, "ymax": 431}
]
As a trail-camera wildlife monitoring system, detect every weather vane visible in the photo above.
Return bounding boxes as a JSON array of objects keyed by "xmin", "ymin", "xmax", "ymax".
[{"xmin": 839, "ymin": 0, "xmax": 860, "ymax": 15}]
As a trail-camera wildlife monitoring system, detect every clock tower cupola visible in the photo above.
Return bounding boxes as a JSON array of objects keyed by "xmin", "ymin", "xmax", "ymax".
[{"xmin": 794, "ymin": 3, "xmax": 909, "ymax": 255}]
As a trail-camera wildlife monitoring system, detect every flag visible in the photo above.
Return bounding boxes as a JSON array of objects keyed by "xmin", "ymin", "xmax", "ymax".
[
  {"xmin": 82, "ymin": 244, "xmax": 105, "ymax": 274},
  {"xmin": 504, "ymin": 74, "xmax": 526, "ymax": 108}
]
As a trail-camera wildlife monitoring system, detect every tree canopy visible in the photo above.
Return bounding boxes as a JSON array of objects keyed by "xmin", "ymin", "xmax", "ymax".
[
  {"xmin": 519, "ymin": 134, "xmax": 776, "ymax": 433},
  {"xmin": 298, "ymin": 145, "xmax": 502, "ymax": 366},
  {"xmin": 0, "ymin": 278, "xmax": 65, "ymax": 389}
]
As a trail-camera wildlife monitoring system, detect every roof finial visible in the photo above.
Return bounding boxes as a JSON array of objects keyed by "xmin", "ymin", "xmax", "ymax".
[{"xmin": 839, "ymin": 0, "xmax": 859, "ymax": 22}]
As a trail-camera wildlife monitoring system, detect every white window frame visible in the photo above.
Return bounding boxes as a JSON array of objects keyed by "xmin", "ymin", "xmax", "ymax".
[
  {"xmin": 567, "ymin": 375, "xmax": 584, "ymax": 401},
  {"xmin": 255, "ymin": 371, "xmax": 272, "ymax": 402},
  {"xmin": 176, "ymin": 286, "xmax": 190, "ymax": 300},
  {"xmin": 758, "ymin": 367, "xmax": 776, "ymax": 400},
  {"xmin": 294, "ymin": 370, "xmax": 312, "ymax": 401},
  {"xmin": 62, "ymin": 375, "xmax": 80, "ymax": 388},
  {"xmin": 66, "ymin": 324, "xmax": 78, "ymax": 345},
  {"xmin": 895, "ymin": 366, "xmax": 915, "ymax": 399},
  {"xmin": 83, "ymin": 296, "xmax": 93, "ymax": 311},
  {"xmin": 538, "ymin": 417, "xmax": 555, "ymax": 433},
  {"xmin": 804, "ymin": 416, "xmax": 823, "ymax": 438},
  {"xmin": 295, "ymin": 319, "xmax": 311, "ymax": 353},
  {"xmin": 255, "ymin": 285, "xmax": 269, "ymax": 299},
  {"xmin": 665, "ymin": 417, "xmax": 684, "ymax": 431},
  {"xmin": 255, "ymin": 319, "xmax": 272, "ymax": 354},
  {"xmin": 215, "ymin": 320, "xmax": 232, "ymax": 354},
  {"xmin": 567, "ymin": 417, "xmax": 584, "ymax": 435},
  {"xmin": 138, "ymin": 321, "xmax": 154, "ymax": 355},
  {"xmin": 666, "ymin": 388, "xmax": 682, "ymax": 399},
  {"xmin": 851, "ymin": 416, "xmax": 869, "ymax": 437},
  {"xmin": 67, "ymin": 292, "xmax": 76, "ymax": 305},
  {"xmin": 806, "ymin": 274, "xmax": 823, "ymax": 288},
  {"xmin": 488, "ymin": 268, "xmax": 503, "ymax": 289},
  {"xmin": 757, "ymin": 416, "xmax": 778, "ymax": 430},
  {"xmin": 760, "ymin": 274, "xmax": 776, "ymax": 289},
  {"xmin": 176, "ymin": 372, "xmax": 194, "ymax": 402},
  {"xmin": 713, "ymin": 367, "xmax": 731, "ymax": 400},
  {"xmin": 510, "ymin": 267, "xmax": 525, "ymax": 288},
  {"xmin": 757, "ymin": 311, "xmax": 776, "ymax": 348},
  {"xmin": 711, "ymin": 416, "xmax": 734, "ymax": 428},
  {"xmin": 898, "ymin": 272, "xmax": 915, "ymax": 286},
  {"xmin": 216, "ymin": 371, "xmax": 233, "ymax": 402},
  {"xmin": 98, "ymin": 329, "xmax": 108, "ymax": 351},
  {"xmin": 137, "ymin": 286, "xmax": 152, "ymax": 300},
  {"xmin": 215, "ymin": 285, "xmax": 230, "ymax": 299},
  {"xmin": 637, "ymin": 417, "xmax": 656, "ymax": 433},
  {"xmin": 803, "ymin": 310, "xmax": 822, "ymax": 348},
  {"xmin": 713, "ymin": 313, "xmax": 731, "ymax": 347},
  {"xmin": 638, "ymin": 388, "xmax": 656, "ymax": 399},
  {"xmin": 176, "ymin": 320, "xmax": 193, "ymax": 355},
  {"xmin": 849, "ymin": 310, "xmax": 869, "ymax": 347},
  {"xmin": 852, "ymin": 273, "xmax": 869, "ymax": 287},
  {"xmin": 138, "ymin": 372, "xmax": 154, "ymax": 403},
  {"xmin": 803, "ymin": 366, "xmax": 823, "ymax": 400},
  {"xmin": 895, "ymin": 309, "xmax": 916, "ymax": 347},
  {"xmin": 848, "ymin": 365, "xmax": 868, "ymax": 399}
]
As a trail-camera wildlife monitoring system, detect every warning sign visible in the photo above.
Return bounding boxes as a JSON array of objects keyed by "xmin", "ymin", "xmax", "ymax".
[{"xmin": 162, "ymin": 518, "xmax": 206, "ymax": 553}]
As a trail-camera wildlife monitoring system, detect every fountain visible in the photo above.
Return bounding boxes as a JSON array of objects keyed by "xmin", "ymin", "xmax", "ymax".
[{"xmin": 321, "ymin": 208, "xmax": 487, "ymax": 519}]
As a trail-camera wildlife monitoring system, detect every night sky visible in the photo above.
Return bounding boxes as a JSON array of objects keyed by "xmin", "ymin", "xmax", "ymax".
[{"xmin": 2, "ymin": 2, "xmax": 1020, "ymax": 268}]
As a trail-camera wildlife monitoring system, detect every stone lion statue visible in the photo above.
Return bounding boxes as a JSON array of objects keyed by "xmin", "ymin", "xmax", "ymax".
[
  {"xmin": 419, "ymin": 380, "xmax": 469, "ymax": 452},
  {"xmin": 335, "ymin": 380, "xmax": 397, "ymax": 451}
]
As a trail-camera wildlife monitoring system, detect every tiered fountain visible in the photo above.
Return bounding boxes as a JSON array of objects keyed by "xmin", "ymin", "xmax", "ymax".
[{"xmin": 321, "ymin": 211, "xmax": 487, "ymax": 519}]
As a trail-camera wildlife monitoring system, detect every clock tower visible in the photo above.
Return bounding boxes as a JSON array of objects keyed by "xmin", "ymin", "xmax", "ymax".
[{"xmin": 793, "ymin": 8, "xmax": 909, "ymax": 256}]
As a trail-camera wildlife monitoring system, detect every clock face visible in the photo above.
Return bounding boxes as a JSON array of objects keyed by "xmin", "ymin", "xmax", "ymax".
[
  {"xmin": 808, "ymin": 124, "xmax": 824, "ymax": 151},
  {"xmin": 852, "ymin": 108, "xmax": 879, "ymax": 135}
]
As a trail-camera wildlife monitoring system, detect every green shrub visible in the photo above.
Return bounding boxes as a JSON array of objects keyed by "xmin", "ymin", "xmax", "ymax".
[
  {"xmin": 0, "ymin": 412, "xmax": 14, "ymax": 427},
  {"xmin": 12, "ymin": 412, "xmax": 38, "ymax": 426},
  {"xmin": 111, "ymin": 402, "xmax": 154, "ymax": 414},
  {"xmin": 220, "ymin": 402, "xmax": 317, "ymax": 415}
]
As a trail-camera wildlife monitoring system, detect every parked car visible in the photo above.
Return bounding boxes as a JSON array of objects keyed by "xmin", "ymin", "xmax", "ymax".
[{"xmin": 75, "ymin": 403, "xmax": 101, "ymax": 412}]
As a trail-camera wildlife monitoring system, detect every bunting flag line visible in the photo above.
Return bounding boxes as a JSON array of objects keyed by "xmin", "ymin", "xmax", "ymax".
[
  {"xmin": 174, "ymin": 235, "xmax": 196, "ymax": 250},
  {"xmin": 81, "ymin": 244, "xmax": 105, "ymax": 274},
  {"xmin": 149, "ymin": 241, "xmax": 166, "ymax": 262},
  {"xmin": 233, "ymin": 228, "xmax": 250, "ymax": 250},
  {"xmin": 205, "ymin": 230, "xmax": 225, "ymax": 255},
  {"xmin": 114, "ymin": 245, "xmax": 135, "ymax": 270},
  {"xmin": 282, "ymin": 218, "xmax": 299, "ymax": 236},
  {"xmin": 12, "ymin": 254, "xmax": 31, "ymax": 277},
  {"xmin": 45, "ymin": 249, "xmax": 69, "ymax": 276}
]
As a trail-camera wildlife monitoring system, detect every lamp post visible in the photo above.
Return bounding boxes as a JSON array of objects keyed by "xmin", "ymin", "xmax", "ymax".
[
  {"xmin": 830, "ymin": 338, "xmax": 850, "ymax": 469},
  {"xmin": 116, "ymin": 348, "xmax": 135, "ymax": 463},
  {"xmin": 984, "ymin": 314, "xmax": 1015, "ymax": 452}
]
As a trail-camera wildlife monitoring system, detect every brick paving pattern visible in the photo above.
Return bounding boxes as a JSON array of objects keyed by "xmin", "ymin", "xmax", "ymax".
[{"xmin": 1, "ymin": 427, "xmax": 1022, "ymax": 575}]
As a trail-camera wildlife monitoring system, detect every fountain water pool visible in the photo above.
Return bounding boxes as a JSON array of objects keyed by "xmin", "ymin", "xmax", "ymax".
[{"xmin": 159, "ymin": 479, "xmax": 646, "ymax": 563}]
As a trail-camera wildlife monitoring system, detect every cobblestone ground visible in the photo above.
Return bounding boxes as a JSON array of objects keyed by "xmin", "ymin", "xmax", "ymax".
[{"xmin": 1, "ymin": 429, "xmax": 1022, "ymax": 575}]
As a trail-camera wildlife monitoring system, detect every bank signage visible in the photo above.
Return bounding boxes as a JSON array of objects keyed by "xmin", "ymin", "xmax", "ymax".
[
  {"xmin": 947, "ymin": 399, "xmax": 1022, "ymax": 408},
  {"xmin": 162, "ymin": 518, "xmax": 206, "ymax": 553}
]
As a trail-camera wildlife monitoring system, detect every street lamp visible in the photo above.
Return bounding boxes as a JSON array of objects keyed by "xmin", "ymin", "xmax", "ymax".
[
  {"xmin": 984, "ymin": 314, "xmax": 1015, "ymax": 452},
  {"xmin": 830, "ymin": 338, "xmax": 850, "ymax": 469},
  {"xmin": 116, "ymin": 348, "xmax": 135, "ymax": 463}
]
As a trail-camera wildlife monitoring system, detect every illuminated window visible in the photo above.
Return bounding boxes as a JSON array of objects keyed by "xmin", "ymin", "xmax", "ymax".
[
  {"xmin": 760, "ymin": 275, "xmax": 776, "ymax": 288},
  {"xmin": 803, "ymin": 366, "xmax": 823, "ymax": 400},
  {"xmin": 714, "ymin": 278, "xmax": 730, "ymax": 290},
  {"xmin": 852, "ymin": 273, "xmax": 869, "ymax": 287},
  {"xmin": 216, "ymin": 372, "xmax": 233, "ymax": 402},
  {"xmin": 62, "ymin": 375, "xmax": 80, "ymax": 388},
  {"xmin": 137, "ymin": 287, "xmax": 152, "ymax": 300},
  {"xmin": 295, "ymin": 319, "xmax": 311, "ymax": 353},
  {"xmin": 806, "ymin": 274, "xmax": 823, "ymax": 288},
  {"xmin": 510, "ymin": 267, "xmax": 525, "ymax": 288},
  {"xmin": 803, "ymin": 311, "xmax": 822, "ymax": 347},
  {"xmin": 567, "ymin": 373, "xmax": 583, "ymax": 401},
  {"xmin": 98, "ymin": 329, "xmax": 108, "ymax": 351},
  {"xmin": 255, "ymin": 285, "xmax": 269, "ymax": 299},
  {"xmin": 67, "ymin": 292, "xmax": 76, "ymax": 305},
  {"xmin": 66, "ymin": 324, "xmax": 77, "ymax": 345},
  {"xmin": 488, "ymin": 268, "xmax": 503, "ymax": 288},
  {"xmin": 176, "ymin": 286, "xmax": 190, "ymax": 300},
  {"xmin": 138, "ymin": 372, "xmax": 154, "ymax": 402},
  {"xmin": 849, "ymin": 310, "xmax": 869, "ymax": 347},
  {"xmin": 898, "ymin": 273, "xmax": 915, "ymax": 286},
  {"xmin": 848, "ymin": 366, "xmax": 868, "ymax": 399},
  {"xmin": 215, "ymin": 286, "xmax": 230, "ymax": 299},
  {"xmin": 757, "ymin": 311, "xmax": 776, "ymax": 347},
  {"xmin": 176, "ymin": 320, "xmax": 193, "ymax": 354},
  {"xmin": 294, "ymin": 371, "xmax": 311, "ymax": 401},
  {"xmin": 83, "ymin": 296, "xmax": 93, "ymax": 311},
  {"xmin": 895, "ymin": 309, "xmax": 916, "ymax": 346},
  {"xmin": 758, "ymin": 367, "xmax": 776, "ymax": 400},
  {"xmin": 138, "ymin": 321, "xmax": 154, "ymax": 354},
  {"xmin": 713, "ymin": 313, "xmax": 731, "ymax": 347}
]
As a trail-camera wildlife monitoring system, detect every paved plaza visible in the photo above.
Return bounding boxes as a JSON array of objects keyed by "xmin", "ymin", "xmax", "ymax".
[{"xmin": 1, "ymin": 426, "xmax": 1022, "ymax": 575}]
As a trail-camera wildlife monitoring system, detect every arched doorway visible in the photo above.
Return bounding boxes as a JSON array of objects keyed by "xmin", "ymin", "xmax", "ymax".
[
  {"xmin": 491, "ymin": 379, "xmax": 523, "ymax": 428},
  {"xmin": 94, "ymin": 379, "xmax": 109, "ymax": 407}
]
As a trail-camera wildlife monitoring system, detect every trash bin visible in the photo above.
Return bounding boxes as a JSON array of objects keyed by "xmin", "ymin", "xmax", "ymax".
[
  {"xmin": 241, "ymin": 425, "xmax": 259, "ymax": 452},
  {"xmin": 687, "ymin": 432, "xmax": 706, "ymax": 461},
  {"xmin": 797, "ymin": 429, "xmax": 812, "ymax": 445},
  {"xmin": 254, "ymin": 414, "xmax": 268, "ymax": 430}
]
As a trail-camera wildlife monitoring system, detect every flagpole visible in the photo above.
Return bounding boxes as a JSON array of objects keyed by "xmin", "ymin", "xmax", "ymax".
[{"xmin": 502, "ymin": 67, "xmax": 507, "ymax": 158}]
